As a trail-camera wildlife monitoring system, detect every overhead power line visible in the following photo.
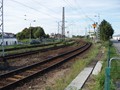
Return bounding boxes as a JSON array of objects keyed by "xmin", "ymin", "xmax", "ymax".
[
  {"xmin": 11, "ymin": 0, "xmax": 60, "ymax": 20},
  {"xmin": 72, "ymin": 0, "xmax": 95, "ymax": 22},
  {"xmin": 33, "ymin": 0, "xmax": 59, "ymax": 14},
  {"xmin": 64, "ymin": 0, "xmax": 95, "ymax": 23}
]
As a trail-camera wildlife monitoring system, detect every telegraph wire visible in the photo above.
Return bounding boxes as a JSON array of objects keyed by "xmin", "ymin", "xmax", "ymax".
[
  {"xmin": 33, "ymin": 0, "xmax": 59, "ymax": 14},
  {"xmin": 72, "ymin": 0, "xmax": 95, "ymax": 22},
  {"xmin": 64, "ymin": 0, "xmax": 95, "ymax": 23},
  {"xmin": 63, "ymin": 0, "xmax": 92, "ymax": 25},
  {"xmin": 10, "ymin": 0, "xmax": 60, "ymax": 20}
]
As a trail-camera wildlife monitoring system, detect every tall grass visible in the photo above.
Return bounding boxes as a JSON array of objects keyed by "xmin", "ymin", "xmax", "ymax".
[
  {"xmin": 45, "ymin": 44, "xmax": 100, "ymax": 90},
  {"xmin": 92, "ymin": 41, "xmax": 120, "ymax": 90}
]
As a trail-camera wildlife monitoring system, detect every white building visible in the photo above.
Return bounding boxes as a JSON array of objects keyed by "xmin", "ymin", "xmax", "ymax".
[
  {"xmin": 0, "ymin": 32, "xmax": 18, "ymax": 45},
  {"xmin": 112, "ymin": 35, "xmax": 120, "ymax": 40},
  {"xmin": 0, "ymin": 38, "xmax": 18, "ymax": 45}
]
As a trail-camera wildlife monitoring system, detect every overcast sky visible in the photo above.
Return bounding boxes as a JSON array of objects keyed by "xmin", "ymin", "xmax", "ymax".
[{"xmin": 3, "ymin": 0, "xmax": 120, "ymax": 36}]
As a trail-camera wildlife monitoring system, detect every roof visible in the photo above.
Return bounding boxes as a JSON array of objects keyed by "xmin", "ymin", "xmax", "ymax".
[
  {"xmin": 0, "ymin": 32, "xmax": 15, "ymax": 38},
  {"xmin": 113, "ymin": 34, "xmax": 120, "ymax": 37}
]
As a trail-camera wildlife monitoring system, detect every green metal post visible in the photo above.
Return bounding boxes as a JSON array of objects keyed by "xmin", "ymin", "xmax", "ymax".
[
  {"xmin": 105, "ymin": 39, "xmax": 110, "ymax": 90},
  {"xmin": 105, "ymin": 57, "xmax": 120, "ymax": 90},
  {"xmin": 105, "ymin": 67, "xmax": 110, "ymax": 90},
  {"xmin": 108, "ymin": 40, "xmax": 110, "ymax": 67}
]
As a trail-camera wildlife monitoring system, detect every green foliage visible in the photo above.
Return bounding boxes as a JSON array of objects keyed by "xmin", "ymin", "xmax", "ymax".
[
  {"xmin": 34, "ymin": 27, "xmax": 45, "ymax": 38},
  {"xmin": 94, "ymin": 60, "xmax": 106, "ymax": 90},
  {"xmin": 63, "ymin": 41, "xmax": 67, "ymax": 46},
  {"xmin": 72, "ymin": 35, "xmax": 85, "ymax": 38},
  {"xmin": 53, "ymin": 43, "xmax": 57, "ymax": 47},
  {"xmin": 45, "ymin": 34, "xmax": 50, "ymax": 38},
  {"xmin": 101, "ymin": 41, "xmax": 113, "ymax": 48},
  {"xmin": 93, "ymin": 43, "xmax": 119, "ymax": 90},
  {"xmin": 0, "ymin": 33, "xmax": 2, "ymax": 38},
  {"xmin": 16, "ymin": 26, "xmax": 46, "ymax": 40},
  {"xmin": 99, "ymin": 20, "xmax": 114, "ymax": 41}
]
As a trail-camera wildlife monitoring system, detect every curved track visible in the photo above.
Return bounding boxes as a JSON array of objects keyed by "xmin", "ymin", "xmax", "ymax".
[
  {"xmin": 0, "ymin": 42, "xmax": 75, "ymax": 61},
  {"xmin": 0, "ymin": 43, "xmax": 91, "ymax": 90},
  {"xmin": 0, "ymin": 42, "xmax": 62, "ymax": 52}
]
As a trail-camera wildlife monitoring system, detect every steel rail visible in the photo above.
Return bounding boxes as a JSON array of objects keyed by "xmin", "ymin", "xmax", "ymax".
[
  {"xmin": 0, "ymin": 42, "xmax": 62, "ymax": 52},
  {"xmin": 0, "ymin": 43, "xmax": 91, "ymax": 90},
  {"xmin": 0, "ymin": 42, "xmax": 75, "ymax": 60}
]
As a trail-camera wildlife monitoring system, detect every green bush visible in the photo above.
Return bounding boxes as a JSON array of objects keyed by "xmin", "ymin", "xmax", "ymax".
[{"xmin": 53, "ymin": 43, "xmax": 57, "ymax": 47}]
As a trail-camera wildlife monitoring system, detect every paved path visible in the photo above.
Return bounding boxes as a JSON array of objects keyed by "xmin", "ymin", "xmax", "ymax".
[
  {"xmin": 65, "ymin": 61, "xmax": 103, "ymax": 90},
  {"xmin": 65, "ymin": 67, "xmax": 93, "ymax": 90},
  {"xmin": 92, "ymin": 61, "xmax": 103, "ymax": 75},
  {"xmin": 112, "ymin": 40, "xmax": 120, "ymax": 54}
]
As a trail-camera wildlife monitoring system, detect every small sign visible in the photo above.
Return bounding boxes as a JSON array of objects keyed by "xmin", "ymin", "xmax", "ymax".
[{"xmin": 92, "ymin": 23, "xmax": 97, "ymax": 29}]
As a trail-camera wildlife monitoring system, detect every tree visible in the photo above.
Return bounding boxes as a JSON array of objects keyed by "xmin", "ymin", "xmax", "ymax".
[
  {"xmin": 34, "ymin": 27, "xmax": 45, "ymax": 39},
  {"xmin": 0, "ymin": 33, "xmax": 2, "ymax": 38},
  {"xmin": 16, "ymin": 26, "xmax": 46, "ymax": 40},
  {"xmin": 21, "ymin": 28, "xmax": 29, "ymax": 39},
  {"xmin": 99, "ymin": 20, "xmax": 114, "ymax": 41},
  {"xmin": 16, "ymin": 32, "xmax": 23, "ymax": 40},
  {"xmin": 45, "ymin": 34, "xmax": 50, "ymax": 38}
]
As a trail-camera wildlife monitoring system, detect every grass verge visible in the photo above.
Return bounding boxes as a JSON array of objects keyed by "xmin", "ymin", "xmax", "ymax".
[{"xmin": 92, "ymin": 41, "xmax": 120, "ymax": 90}]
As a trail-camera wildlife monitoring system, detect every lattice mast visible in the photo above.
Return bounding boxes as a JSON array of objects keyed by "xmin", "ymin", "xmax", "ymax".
[
  {"xmin": 0, "ymin": 0, "xmax": 4, "ymax": 57},
  {"xmin": 61, "ymin": 7, "xmax": 65, "ymax": 38}
]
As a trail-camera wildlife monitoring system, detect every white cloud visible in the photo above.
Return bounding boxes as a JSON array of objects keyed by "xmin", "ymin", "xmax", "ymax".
[{"xmin": 2, "ymin": 0, "xmax": 120, "ymax": 36}]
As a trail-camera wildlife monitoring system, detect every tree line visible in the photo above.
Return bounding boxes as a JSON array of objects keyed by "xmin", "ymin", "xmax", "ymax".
[
  {"xmin": 16, "ymin": 26, "xmax": 49, "ymax": 40},
  {"xmin": 99, "ymin": 19, "xmax": 114, "ymax": 41}
]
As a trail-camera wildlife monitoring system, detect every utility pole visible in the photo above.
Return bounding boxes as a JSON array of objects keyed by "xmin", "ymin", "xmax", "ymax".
[
  {"xmin": 97, "ymin": 13, "xmax": 100, "ymax": 41},
  {"xmin": 62, "ymin": 7, "xmax": 65, "ymax": 39},
  {"xmin": 0, "ymin": 0, "xmax": 4, "ymax": 57},
  {"xmin": 29, "ymin": 20, "xmax": 36, "ymax": 43},
  {"xmin": 58, "ymin": 22, "xmax": 60, "ymax": 34},
  {"xmin": 85, "ymin": 27, "xmax": 87, "ymax": 39},
  {"xmin": 57, "ymin": 22, "xmax": 60, "ymax": 39},
  {"xmin": 0, "ymin": 0, "xmax": 8, "ymax": 67},
  {"xmin": 24, "ymin": 15, "xmax": 36, "ymax": 43}
]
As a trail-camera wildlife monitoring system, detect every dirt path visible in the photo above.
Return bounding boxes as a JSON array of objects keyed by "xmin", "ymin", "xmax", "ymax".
[{"xmin": 82, "ymin": 47, "xmax": 105, "ymax": 90}]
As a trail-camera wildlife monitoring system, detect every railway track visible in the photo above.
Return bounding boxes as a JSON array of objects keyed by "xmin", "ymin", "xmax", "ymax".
[
  {"xmin": 0, "ymin": 42, "xmax": 62, "ymax": 52},
  {"xmin": 0, "ymin": 42, "xmax": 91, "ymax": 90},
  {"xmin": 0, "ymin": 42, "xmax": 75, "ymax": 61}
]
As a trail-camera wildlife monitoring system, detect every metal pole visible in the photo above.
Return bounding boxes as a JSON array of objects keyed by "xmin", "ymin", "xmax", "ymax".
[
  {"xmin": 105, "ymin": 67, "xmax": 110, "ymax": 90},
  {"xmin": 62, "ymin": 7, "xmax": 65, "ymax": 39},
  {"xmin": 108, "ymin": 39, "xmax": 110, "ymax": 67},
  {"xmin": 85, "ymin": 27, "xmax": 87, "ymax": 39},
  {"xmin": 0, "ymin": 0, "xmax": 9, "ymax": 67},
  {"xmin": 29, "ymin": 23, "xmax": 31, "ymax": 43},
  {"xmin": 105, "ymin": 57, "xmax": 120, "ymax": 90},
  {"xmin": 109, "ymin": 57, "xmax": 120, "ymax": 68},
  {"xmin": 29, "ymin": 20, "xmax": 36, "ymax": 43},
  {"xmin": 58, "ymin": 22, "xmax": 59, "ymax": 34},
  {"xmin": 105, "ymin": 39, "xmax": 110, "ymax": 90},
  {"xmin": 57, "ymin": 22, "xmax": 60, "ymax": 39},
  {"xmin": 1, "ymin": 0, "xmax": 4, "ymax": 57}
]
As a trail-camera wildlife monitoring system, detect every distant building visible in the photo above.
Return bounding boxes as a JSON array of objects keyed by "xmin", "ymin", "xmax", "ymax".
[
  {"xmin": 0, "ymin": 32, "xmax": 18, "ymax": 45},
  {"xmin": 50, "ymin": 33, "xmax": 65, "ymax": 39},
  {"xmin": 112, "ymin": 35, "xmax": 120, "ymax": 40},
  {"xmin": 88, "ymin": 31, "xmax": 95, "ymax": 38}
]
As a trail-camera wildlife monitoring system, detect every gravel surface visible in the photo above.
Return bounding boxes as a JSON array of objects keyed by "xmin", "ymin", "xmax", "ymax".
[
  {"xmin": 0, "ymin": 41, "xmax": 84, "ymax": 74},
  {"xmin": 0, "ymin": 40, "xmax": 88, "ymax": 90},
  {"xmin": 14, "ymin": 44, "xmax": 90, "ymax": 90}
]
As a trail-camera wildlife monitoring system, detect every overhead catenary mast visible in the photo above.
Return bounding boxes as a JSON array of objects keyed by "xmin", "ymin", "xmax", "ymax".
[
  {"xmin": 61, "ymin": 7, "xmax": 65, "ymax": 39},
  {"xmin": 0, "ymin": 0, "xmax": 5, "ymax": 57}
]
